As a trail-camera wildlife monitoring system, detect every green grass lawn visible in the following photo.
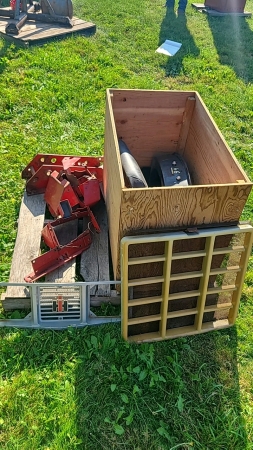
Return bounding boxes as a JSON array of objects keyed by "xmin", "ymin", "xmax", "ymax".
[{"xmin": 0, "ymin": 0, "xmax": 253, "ymax": 448}]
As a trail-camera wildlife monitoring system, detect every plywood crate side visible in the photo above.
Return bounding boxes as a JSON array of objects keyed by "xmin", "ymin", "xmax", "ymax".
[
  {"xmin": 183, "ymin": 93, "xmax": 252, "ymax": 185},
  {"xmin": 109, "ymin": 88, "xmax": 196, "ymax": 110},
  {"xmin": 110, "ymin": 89, "xmax": 196, "ymax": 167},
  {"xmin": 119, "ymin": 184, "xmax": 251, "ymax": 234},
  {"xmin": 103, "ymin": 91, "xmax": 125, "ymax": 274}
]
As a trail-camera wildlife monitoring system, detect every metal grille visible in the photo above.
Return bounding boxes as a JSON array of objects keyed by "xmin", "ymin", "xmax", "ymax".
[
  {"xmin": 39, "ymin": 286, "xmax": 81, "ymax": 322},
  {"xmin": 0, "ymin": 281, "xmax": 121, "ymax": 329},
  {"xmin": 121, "ymin": 224, "xmax": 253, "ymax": 343}
]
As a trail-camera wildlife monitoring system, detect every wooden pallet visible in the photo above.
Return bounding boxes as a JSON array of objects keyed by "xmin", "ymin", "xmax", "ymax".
[
  {"xmin": 0, "ymin": 12, "xmax": 96, "ymax": 46},
  {"xmin": 191, "ymin": 3, "xmax": 252, "ymax": 16},
  {"xmin": 1, "ymin": 192, "xmax": 119, "ymax": 311}
]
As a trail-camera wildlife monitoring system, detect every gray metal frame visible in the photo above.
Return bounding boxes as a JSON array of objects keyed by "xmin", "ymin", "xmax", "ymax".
[{"xmin": 0, "ymin": 281, "xmax": 121, "ymax": 329}]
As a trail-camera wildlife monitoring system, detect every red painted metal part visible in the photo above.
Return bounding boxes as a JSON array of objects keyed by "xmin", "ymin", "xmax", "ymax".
[
  {"xmin": 41, "ymin": 208, "xmax": 100, "ymax": 249},
  {"xmin": 44, "ymin": 171, "xmax": 101, "ymax": 218},
  {"xmin": 22, "ymin": 153, "xmax": 103, "ymax": 179},
  {"xmin": 25, "ymin": 229, "xmax": 92, "ymax": 283},
  {"xmin": 44, "ymin": 171, "xmax": 68, "ymax": 218},
  {"xmin": 22, "ymin": 155, "xmax": 104, "ymax": 281},
  {"xmin": 78, "ymin": 178, "xmax": 101, "ymax": 208},
  {"xmin": 24, "ymin": 164, "xmax": 103, "ymax": 196}
]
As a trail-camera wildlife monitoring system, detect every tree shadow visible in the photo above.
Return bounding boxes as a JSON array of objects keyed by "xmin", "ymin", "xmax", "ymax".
[
  {"xmin": 159, "ymin": 9, "xmax": 199, "ymax": 77},
  {"xmin": 207, "ymin": 15, "xmax": 253, "ymax": 83}
]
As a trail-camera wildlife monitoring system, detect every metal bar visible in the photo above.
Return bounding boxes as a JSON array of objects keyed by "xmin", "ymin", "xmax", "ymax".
[
  {"xmin": 121, "ymin": 240, "xmax": 130, "ymax": 341},
  {"xmin": 128, "ymin": 296, "xmax": 163, "ymax": 307},
  {"xmin": 128, "ymin": 255, "xmax": 166, "ymax": 265},
  {"xmin": 128, "ymin": 314, "xmax": 161, "ymax": 325},
  {"xmin": 128, "ymin": 276, "xmax": 164, "ymax": 287},
  {"xmin": 30, "ymin": 284, "xmax": 39, "ymax": 325},
  {"xmin": 228, "ymin": 231, "xmax": 253, "ymax": 324},
  {"xmin": 120, "ymin": 224, "xmax": 253, "ymax": 246}
]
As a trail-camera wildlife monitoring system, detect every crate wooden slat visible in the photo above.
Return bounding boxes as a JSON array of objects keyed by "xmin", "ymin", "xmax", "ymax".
[
  {"xmin": 80, "ymin": 199, "xmax": 111, "ymax": 296},
  {"xmin": 1, "ymin": 193, "xmax": 46, "ymax": 308}
]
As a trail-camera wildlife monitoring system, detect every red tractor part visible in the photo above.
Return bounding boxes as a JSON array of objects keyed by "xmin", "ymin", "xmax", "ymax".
[
  {"xmin": 25, "ymin": 208, "xmax": 100, "ymax": 282},
  {"xmin": 22, "ymin": 154, "xmax": 103, "ymax": 195},
  {"xmin": 44, "ymin": 170, "xmax": 80, "ymax": 218},
  {"xmin": 22, "ymin": 153, "xmax": 103, "ymax": 179},
  {"xmin": 42, "ymin": 208, "xmax": 100, "ymax": 249},
  {"xmin": 24, "ymin": 229, "xmax": 92, "ymax": 283}
]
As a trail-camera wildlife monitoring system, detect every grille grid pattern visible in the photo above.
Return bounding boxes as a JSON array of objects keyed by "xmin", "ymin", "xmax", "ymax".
[
  {"xmin": 39, "ymin": 286, "xmax": 81, "ymax": 322},
  {"xmin": 121, "ymin": 224, "xmax": 253, "ymax": 342}
]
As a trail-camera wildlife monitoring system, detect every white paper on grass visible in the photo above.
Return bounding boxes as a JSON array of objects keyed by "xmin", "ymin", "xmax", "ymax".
[{"xmin": 156, "ymin": 40, "xmax": 182, "ymax": 56}]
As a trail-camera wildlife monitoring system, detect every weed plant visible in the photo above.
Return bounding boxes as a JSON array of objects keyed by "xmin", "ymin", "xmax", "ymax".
[{"xmin": 0, "ymin": 0, "xmax": 253, "ymax": 448}]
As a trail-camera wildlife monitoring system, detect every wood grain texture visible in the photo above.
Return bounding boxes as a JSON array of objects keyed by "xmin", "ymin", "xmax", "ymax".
[
  {"xmin": 183, "ymin": 93, "xmax": 252, "ymax": 184},
  {"xmin": 80, "ymin": 200, "xmax": 111, "ymax": 295},
  {"xmin": 111, "ymin": 89, "xmax": 195, "ymax": 167},
  {"xmin": 110, "ymin": 89, "xmax": 196, "ymax": 110},
  {"xmin": 4, "ymin": 193, "xmax": 45, "ymax": 300},
  {"xmin": 177, "ymin": 96, "xmax": 196, "ymax": 152},
  {"xmin": 103, "ymin": 90, "xmax": 125, "ymax": 278},
  {"xmin": 120, "ymin": 184, "xmax": 252, "ymax": 232}
]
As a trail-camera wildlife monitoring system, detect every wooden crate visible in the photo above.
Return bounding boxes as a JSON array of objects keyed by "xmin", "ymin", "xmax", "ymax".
[{"xmin": 103, "ymin": 89, "xmax": 252, "ymax": 279}]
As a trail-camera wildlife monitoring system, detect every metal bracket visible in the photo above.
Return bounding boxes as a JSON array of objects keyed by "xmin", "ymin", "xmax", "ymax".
[{"xmin": 25, "ymin": 208, "xmax": 100, "ymax": 282}]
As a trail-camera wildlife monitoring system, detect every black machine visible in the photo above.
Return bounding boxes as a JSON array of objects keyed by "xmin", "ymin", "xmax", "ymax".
[{"xmin": 118, "ymin": 139, "xmax": 192, "ymax": 189}]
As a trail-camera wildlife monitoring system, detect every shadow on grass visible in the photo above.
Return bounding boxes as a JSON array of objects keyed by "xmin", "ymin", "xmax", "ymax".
[
  {"xmin": 159, "ymin": 9, "xmax": 199, "ymax": 77},
  {"xmin": 75, "ymin": 326, "xmax": 248, "ymax": 449},
  {"xmin": 0, "ymin": 324, "xmax": 248, "ymax": 449},
  {"xmin": 207, "ymin": 15, "xmax": 253, "ymax": 83}
]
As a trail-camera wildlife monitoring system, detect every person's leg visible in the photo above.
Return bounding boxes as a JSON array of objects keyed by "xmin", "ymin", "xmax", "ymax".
[{"xmin": 178, "ymin": 0, "xmax": 187, "ymax": 12}]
